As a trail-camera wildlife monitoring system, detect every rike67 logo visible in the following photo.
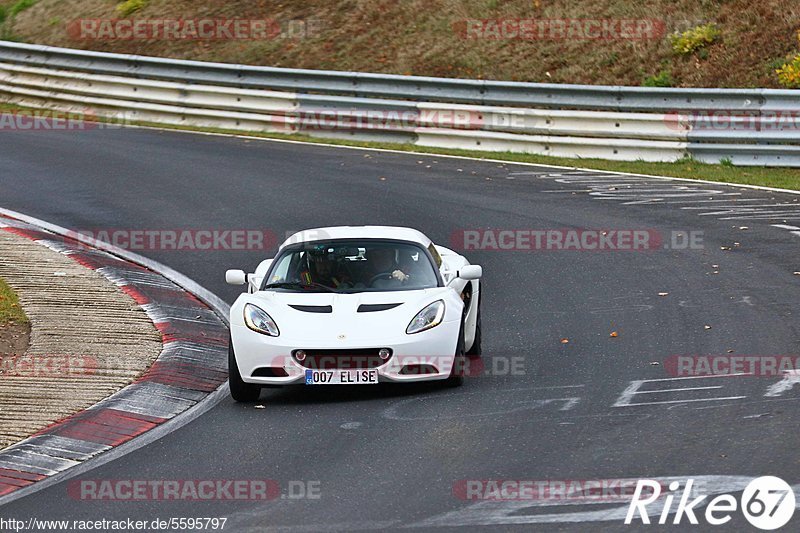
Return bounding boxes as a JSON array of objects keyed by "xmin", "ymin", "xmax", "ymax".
[{"xmin": 626, "ymin": 476, "xmax": 795, "ymax": 530}]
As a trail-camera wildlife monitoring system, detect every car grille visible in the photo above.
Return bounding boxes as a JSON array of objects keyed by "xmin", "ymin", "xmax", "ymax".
[{"xmin": 292, "ymin": 348, "xmax": 392, "ymax": 369}]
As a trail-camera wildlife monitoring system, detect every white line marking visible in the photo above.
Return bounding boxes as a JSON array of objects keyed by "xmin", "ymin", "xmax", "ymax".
[
  {"xmin": 692, "ymin": 403, "xmax": 740, "ymax": 410},
  {"xmin": 719, "ymin": 213, "xmax": 800, "ymax": 220},
  {"xmin": 616, "ymin": 396, "xmax": 746, "ymax": 407},
  {"xmin": 542, "ymin": 189, "xmax": 593, "ymax": 193},
  {"xmin": 613, "ymin": 374, "xmax": 749, "ymax": 407},
  {"xmin": 613, "ymin": 381, "xmax": 645, "ymax": 407},
  {"xmin": 683, "ymin": 203, "xmax": 800, "ymax": 211},
  {"xmin": 664, "ymin": 196, "xmax": 755, "ymax": 204},
  {"xmin": 641, "ymin": 373, "xmax": 751, "ymax": 383},
  {"xmin": 383, "ymin": 397, "xmax": 582, "ymax": 421},
  {"xmin": 529, "ymin": 384, "xmax": 586, "ymax": 389},
  {"xmin": 408, "ymin": 476, "xmax": 756, "ymax": 527},
  {"xmin": 772, "ymin": 224, "xmax": 800, "ymax": 230},
  {"xmin": 765, "ymin": 370, "xmax": 800, "ymax": 397},
  {"xmin": 632, "ymin": 386, "xmax": 723, "ymax": 394}
]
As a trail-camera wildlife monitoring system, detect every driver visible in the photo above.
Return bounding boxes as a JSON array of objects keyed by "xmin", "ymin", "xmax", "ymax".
[
  {"xmin": 366, "ymin": 247, "xmax": 408, "ymax": 288},
  {"xmin": 306, "ymin": 251, "xmax": 350, "ymax": 288}
]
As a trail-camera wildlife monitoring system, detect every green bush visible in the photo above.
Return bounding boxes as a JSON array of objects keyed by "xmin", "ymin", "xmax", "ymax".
[
  {"xmin": 117, "ymin": 0, "xmax": 148, "ymax": 17},
  {"xmin": 776, "ymin": 30, "xmax": 800, "ymax": 88},
  {"xmin": 0, "ymin": 0, "xmax": 38, "ymax": 41},
  {"xmin": 671, "ymin": 23, "xmax": 721, "ymax": 55},
  {"xmin": 9, "ymin": 0, "xmax": 36, "ymax": 17},
  {"xmin": 643, "ymin": 70, "xmax": 674, "ymax": 87}
]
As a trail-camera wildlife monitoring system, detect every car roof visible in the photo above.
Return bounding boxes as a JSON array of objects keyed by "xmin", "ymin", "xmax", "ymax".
[{"xmin": 280, "ymin": 226, "xmax": 433, "ymax": 249}]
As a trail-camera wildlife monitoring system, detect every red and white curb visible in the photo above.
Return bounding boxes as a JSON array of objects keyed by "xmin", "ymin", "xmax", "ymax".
[{"xmin": 0, "ymin": 213, "xmax": 229, "ymax": 498}]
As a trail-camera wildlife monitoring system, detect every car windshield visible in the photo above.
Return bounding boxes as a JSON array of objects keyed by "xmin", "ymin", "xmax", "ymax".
[{"xmin": 262, "ymin": 240, "xmax": 440, "ymax": 293}]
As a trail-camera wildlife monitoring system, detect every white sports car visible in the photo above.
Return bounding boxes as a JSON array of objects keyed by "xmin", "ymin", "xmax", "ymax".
[{"xmin": 225, "ymin": 226, "xmax": 483, "ymax": 401}]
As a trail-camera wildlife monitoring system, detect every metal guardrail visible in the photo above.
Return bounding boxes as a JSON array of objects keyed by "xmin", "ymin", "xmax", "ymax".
[{"xmin": 0, "ymin": 41, "xmax": 798, "ymax": 166}]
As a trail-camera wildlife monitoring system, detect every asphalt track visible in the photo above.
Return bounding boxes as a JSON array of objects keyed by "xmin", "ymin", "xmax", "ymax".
[{"xmin": 1, "ymin": 125, "xmax": 800, "ymax": 531}]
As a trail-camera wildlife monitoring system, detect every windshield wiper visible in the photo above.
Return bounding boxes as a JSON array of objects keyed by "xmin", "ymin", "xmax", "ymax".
[{"xmin": 263, "ymin": 281, "xmax": 335, "ymax": 293}]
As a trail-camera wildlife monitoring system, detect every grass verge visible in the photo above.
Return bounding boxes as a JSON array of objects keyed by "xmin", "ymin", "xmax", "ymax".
[
  {"xmin": 1, "ymin": 102, "xmax": 799, "ymax": 192},
  {"xmin": 0, "ymin": 276, "xmax": 27, "ymax": 325}
]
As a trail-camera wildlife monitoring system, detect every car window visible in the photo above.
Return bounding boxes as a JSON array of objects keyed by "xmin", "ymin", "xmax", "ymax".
[
  {"xmin": 262, "ymin": 240, "xmax": 440, "ymax": 292},
  {"xmin": 267, "ymin": 253, "xmax": 292, "ymax": 284}
]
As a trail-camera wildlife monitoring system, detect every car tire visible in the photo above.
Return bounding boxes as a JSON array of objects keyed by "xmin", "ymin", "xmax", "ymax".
[
  {"xmin": 466, "ymin": 292, "xmax": 482, "ymax": 357},
  {"xmin": 444, "ymin": 324, "xmax": 466, "ymax": 388},
  {"xmin": 228, "ymin": 335, "xmax": 262, "ymax": 402}
]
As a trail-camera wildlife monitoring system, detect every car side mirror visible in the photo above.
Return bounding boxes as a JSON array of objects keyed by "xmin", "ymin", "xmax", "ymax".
[
  {"xmin": 458, "ymin": 265, "xmax": 482, "ymax": 280},
  {"xmin": 226, "ymin": 269, "xmax": 247, "ymax": 286}
]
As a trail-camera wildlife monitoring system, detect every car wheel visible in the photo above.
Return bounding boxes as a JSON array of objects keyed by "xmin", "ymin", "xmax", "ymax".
[
  {"xmin": 444, "ymin": 324, "xmax": 466, "ymax": 388},
  {"xmin": 466, "ymin": 292, "xmax": 482, "ymax": 357},
  {"xmin": 228, "ymin": 335, "xmax": 262, "ymax": 402}
]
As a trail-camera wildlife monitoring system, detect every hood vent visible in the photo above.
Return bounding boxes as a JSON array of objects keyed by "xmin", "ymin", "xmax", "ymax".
[
  {"xmin": 289, "ymin": 304, "xmax": 333, "ymax": 313},
  {"xmin": 357, "ymin": 303, "xmax": 402, "ymax": 313}
]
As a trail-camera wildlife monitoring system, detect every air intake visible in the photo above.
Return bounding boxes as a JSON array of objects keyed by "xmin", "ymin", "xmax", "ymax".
[
  {"xmin": 357, "ymin": 303, "xmax": 402, "ymax": 312},
  {"xmin": 289, "ymin": 305, "xmax": 333, "ymax": 313}
]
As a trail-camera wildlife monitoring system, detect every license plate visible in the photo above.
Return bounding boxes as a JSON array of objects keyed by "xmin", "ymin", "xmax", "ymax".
[{"xmin": 305, "ymin": 369, "xmax": 379, "ymax": 385}]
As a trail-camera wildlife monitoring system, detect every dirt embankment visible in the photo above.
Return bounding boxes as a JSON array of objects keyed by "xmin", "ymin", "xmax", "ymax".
[{"xmin": 2, "ymin": 0, "xmax": 799, "ymax": 88}]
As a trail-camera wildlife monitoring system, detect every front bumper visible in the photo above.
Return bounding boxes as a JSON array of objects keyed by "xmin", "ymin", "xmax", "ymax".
[{"xmin": 230, "ymin": 320, "xmax": 461, "ymax": 385}]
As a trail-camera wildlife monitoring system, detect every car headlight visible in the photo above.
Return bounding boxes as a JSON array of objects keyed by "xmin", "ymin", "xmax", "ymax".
[
  {"xmin": 406, "ymin": 300, "xmax": 445, "ymax": 334},
  {"xmin": 244, "ymin": 303, "xmax": 280, "ymax": 337}
]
